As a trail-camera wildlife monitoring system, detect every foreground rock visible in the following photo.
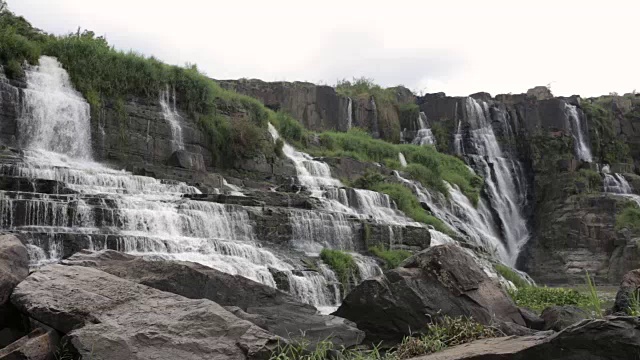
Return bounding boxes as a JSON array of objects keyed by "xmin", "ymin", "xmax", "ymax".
[
  {"xmin": 63, "ymin": 250, "xmax": 363, "ymax": 348},
  {"xmin": 612, "ymin": 268, "xmax": 640, "ymax": 314},
  {"xmin": 0, "ymin": 328, "xmax": 57, "ymax": 360},
  {"xmin": 0, "ymin": 234, "xmax": 29, "ymax": 305},
  {"xmin": 334, "ymin": 244, "xmax": 525, "ymax": 342},
  {"xmin": 10, "ymin": 265, "xmax": 279, "ymax": 360},
  {"xmin": 411, "ymin": 316, "xmax": 640, "ymax": 360},
  {"xmin": 540, "ymin": 306, "xmax": 589, "ymax": 331}
]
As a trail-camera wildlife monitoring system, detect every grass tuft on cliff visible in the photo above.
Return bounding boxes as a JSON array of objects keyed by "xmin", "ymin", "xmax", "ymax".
[
  {"xmin": 494, "ymin": 264, "xmax": 530, "ymax": 289},
  {"xmin": 507, "ymin": 286, "xmax": 591, "ymax": 313},
  {"xmin": 319, "ymin": 249, "xmax": 359, "ymax": 290},
  {"xmin": 616, "ymin": 201, "xmax": 640, "ymax": 233},
  {"xmin": 369, "ymin": 245, "xmax": 411, "ymax": 270}
]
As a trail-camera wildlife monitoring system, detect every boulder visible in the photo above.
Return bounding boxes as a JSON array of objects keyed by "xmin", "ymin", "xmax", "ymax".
[
  {"xmin": 334, "ymin": 244, "xmax": 525, "ymax": 343},
  {"xmin": 62, "ymin": 250, "xmax": 363, "ymax": 348},
  {"xmin": 540, "ymin": 306, "xmax": 590, "ymax": 331},
  {"xmin": 410, "ymin": 316, "xmax": 640, "ymax": 360},
  {"xmin": 518, "ymin": 307, "xmax": 545, "ymax": 330},
  {"xmin": 0, "ymin": 328, "xmax": 57, "ymax": 360},
  {"xmin": 0, "ymin": 234, "xmax": 29, "ymax": 305},
  {"xmin": 612, "ymin": 268, "xmax": 640, "ymax": 314},
  {"xmin": 10, "ymin": 265, "xmax": 279, "ymax": 360}
]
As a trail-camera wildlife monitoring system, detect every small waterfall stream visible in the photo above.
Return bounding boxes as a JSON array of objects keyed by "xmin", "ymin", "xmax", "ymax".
[
  {"xmin": 412, "ymin": 112, "xmax": 437, "ymax": 146},
  {"xmin": 159, "ymin": 85, "xmax": 185, "ymax": 151},
  {"xmin": 602, "ymin": 165, "xmax": 640, "ymax": 206},
  {"xmin": 564, "ymin": 104, "xmax": 593, "ymax": 163}
]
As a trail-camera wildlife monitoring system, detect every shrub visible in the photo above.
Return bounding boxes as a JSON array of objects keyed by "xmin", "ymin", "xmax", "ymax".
[
  {"xmin": 320, "ymin": 249, "xmax": 358, "ymax": 289},
  {"xmin": 507, "ymin": 286, "xmax": 591, "ymax": 312},
  {"xmin": 494, "ymin": 263, "xmax": 530, "ymax": 289},
  {"xmin": 585, "ymin": 271, "xmax": 603, "ymax": 318},
  {"xmin": 271, "ymin": 110, "xmax": 307, "ymax": 146},
  {"xmin": 369, "ymin": 245, "xmax": 411, "ymax": 269},
  {"xmin": 616, "ymin": 202, "xmax": 640, "ymax": 232},
  {"xmin": 370, "ymin": 182, "xmax": 454, "ymax": 236},
  {"xmin": 394, "ymin": 316, "xmax": 499, "ymax": 359},
  {"xmin": 274, "ymin": 138, "xmax": 284, "ymax": 158}
]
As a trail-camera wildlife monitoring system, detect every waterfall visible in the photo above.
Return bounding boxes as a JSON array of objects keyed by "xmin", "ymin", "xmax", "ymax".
[
  {"xmin": 464, "ymin": 98, "xmax": 529, "ymax": 265},
  {"xmin": 602, "ymin": 165, "xmax": 640, "ymax": 206},
  {"xmin": 453, "ymin": 121, "xmax": 465, "ymax": 155},
  {"xmin": 8, "ymin": 56, "xmax": 341, "ymax": 308},
  {"xmin": 564, "ymin": 103, "xmax": 592, "ymax": 162},
  {"xmin": 412, "ymin": 112, "xmax": 437, "ymax": 146},
  {"xmin": 394, "ymin": 171, "xmax": 507, "ymax": 259},
  {"xmin": 352, "ymin": 253, "xmax": 383, "ymax": 280},
  {"xmin": 18, "ymin": 56, "xmax": 92, "ymax": 160},
  {"xmin": 159, "ymin": 85, "xmax": 185, "ymax": 151},
  {"xmin": 346, "ymin": 97, "xmax": 353, "ymax": 130},
  {"xmin": 398, "ymin": 152, "xmax": 408, "ymax": 167}
]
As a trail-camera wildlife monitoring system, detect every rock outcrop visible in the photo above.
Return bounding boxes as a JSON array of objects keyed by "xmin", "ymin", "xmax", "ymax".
[
  {"xmin": 10, "ymin": 265, "xmax": 279, "ymax": 360},
  {"xmin": 410, "ymin": 316, "xmax": 640, "ymax": 360},
  {"xmin": 0, "ymin": 328, "xmax": 57, "ymax": 360},
  {"xmin": 334, "ymin": 244, "xmax": 525, "ymax": 342},
  {"xmin": 612, "ymin": 268, "xmax": 640, "ymax": 314},
  {"xmin": 540, "ymin": 306, "xmax": 590, "ymax": 331},
  {"xmin": 62, "ymin": 249, "xmax": 364, "ymax": 348},
  {"xmin": 0, "ymin": 234, "xmax": 29, "ymax": 305}
]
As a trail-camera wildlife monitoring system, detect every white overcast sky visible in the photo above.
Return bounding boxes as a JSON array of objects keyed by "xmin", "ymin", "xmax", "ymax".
[{"xmin": 9, "ymin": 0, "xmax": 639, "ymax": 97}]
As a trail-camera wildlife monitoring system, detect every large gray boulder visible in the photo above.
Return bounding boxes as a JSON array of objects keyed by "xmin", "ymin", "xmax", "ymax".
[
  {"xmin": 540, "ymin": 306, "xmax": 590, "ymax": 331},
  {"xmin": 62, "ymin": 250, "xmax": 363, "ymax": 348},
  {"xmin": 0, "ymin": 234, "xmax": 29, "ymax": 305},
  {"xmin": 334, "ymin": 244, "xmax": 525, "ymax": 343},
  {"xmin": 10, "ymin": 265, "xmax": 279, "ymax": 360},
  {"xmin": 410, "ymin": 317, "xmax": 640, "ymax": 360},
  {"xmin": 612, "ymin": 268, "xmax": 640, "ymax": 314}
]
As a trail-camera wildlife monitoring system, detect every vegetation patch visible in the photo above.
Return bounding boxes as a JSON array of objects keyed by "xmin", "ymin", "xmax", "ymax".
[
  {"xmin": 369, "ymin": 245, "xmax": 411, "ymax": 269},
  {"xmin": 582, "ymin": 100, "xmax": 632, "ymax": 164},
  {"xmin": 320, "ymin": 249, "xmax": 358, "ymax": 290},
  {"xmin": 616, "ymin": 202, "xmax": 640, "ymax": 233},
  {"xmin": 494, "ymin": 264, "xmax": 530, "ymax": 289},
  {"xmin": 507, "ymin": 286, "xmax": 591, "ymax": 313}
]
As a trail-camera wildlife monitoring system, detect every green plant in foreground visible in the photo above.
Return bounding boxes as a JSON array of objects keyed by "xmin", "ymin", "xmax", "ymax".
[
  {"xmin": 494, "ymin": 264, "xmax": 529, "ymax": 289},
  {"xmin": 393, "ymin": 316, "xmax": 499, "ymax": 359},
  {"xmin": 507, "ymin": 286, "xmax": 591, "ymax": 312},
  {"xmin": 320, "ymin": 249, "xmax": 359, "ymax": 289},
  {"xmin": 369, "ymin": 245, "xmax": 411, "ymax": 269},
  {"xmin": 616, "ymin": 202, "xmax": 640, "ymax": 233},
  {"xmin": 585, "ymin": 271, "xmax": 603, "ymax": 318},
  {"xmin": 627, "ymin": 289, "xmax": 640, "ymax": 316}
]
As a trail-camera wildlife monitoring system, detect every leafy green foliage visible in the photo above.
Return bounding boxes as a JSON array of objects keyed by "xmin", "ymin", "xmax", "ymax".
[
  {"xmin": 370, "ymin": 183, "xmax": 454, "ymax": 236},
  {"xmin": 616, "ymin": 202, "xmax": 640, "ymax": 232},
  {"xmin": 582, "ymin": 101, "xmax": 631, "ymax": 164},
  {"xmin": 507, "ymin": 286, "xmax": 591, "ymax": 312},
  {"xmin": 494, "ymin": 264, "xmax": 530, "ymax": 289},
  {"xmin": 269, "ymin": 339, "xmax": 386, "ymax": 360},
  {"xmin": 336, "ymin": 77, "xmax": 396, "ymax": 105},
  {"xmin": 430, "ymin": 122, "xmax": 453, "ymax": 154},
  {"xmin": 585, "ymin": 271, "xmax": 603, "ymax": 318},
  {"xmin": 627, "ymin": 290, "xmax": 640, "ymax": 316},
  {"xmin": 394, "ymin": 316, "xmax": 499, "ymax": 359},
  {"xmin": 271, "ymin": 111, "xmax": 308, "ymax": 147},
  {"xmin": 320, "ymin": 249, "xmax": 358, "ymax": 289},
  {"xmin": 303, "ymin": 128, "xmax": 481, "ymax": 203},
  {"xmin": 369, "ymin": 245, "xmax": 411, "ymax": 269}
]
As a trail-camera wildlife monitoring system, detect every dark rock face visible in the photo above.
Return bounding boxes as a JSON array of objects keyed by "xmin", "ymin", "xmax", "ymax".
[
  {"xmin": 411, "ymin": 316, "xmax": 640, "ymax": 360},
  {"xmin": 61, "ymin": 250, "xmax": 364, "ymax": 348},
  {"xmin": 540, "ymin": 306, "xmax": 590, "ymax": 331},
  {"xmin": 11, "ymin": 265, "xmax": 279, "ymax": 360},
  {"xmin": 0, "ymin": 328, "xmax": 57, "ymax": 360},
  {"xmin": 518, "ymin": 307, "xmax": 545, "ymax": 331},
  {"xmin": 0, "ymin": 234, "xmax": 29, "ymax": 305},
  {"xmin": 334, "ymin": 244, "xmax": 524, "ymax": 342},
  {"xmin": 612, "ymin": 268, "xmax": 640, "ymax": 314}
]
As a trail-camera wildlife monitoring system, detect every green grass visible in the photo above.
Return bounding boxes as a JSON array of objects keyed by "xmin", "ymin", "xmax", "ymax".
[
  {"xmin": 616, "ymin": 202, "xmax": 640, "ymax": 232},
  {"xmin": 369, "ymin": 245, "xmax": 411, "ymax": 269},
  {"xmin": 320, "ymin": 249, "xmax": 358, "ymax": 289},
  {"xmin": 494, "ymin": 264, "xmax": 530, "ymax": 289},
  {"xmin": 585, "ymin": 271, "xmax": 603, "ymax": 318},
  {"xmin": 369, "ymin": 183, "xmax": 454, "ymax": 236},
  {"xmin": 507, "ymin": 286, "xmax": 592, "ymax": 313},
  {"xmin": 305, "ymin": 128, "xmax": 482, "ymax": 204}
]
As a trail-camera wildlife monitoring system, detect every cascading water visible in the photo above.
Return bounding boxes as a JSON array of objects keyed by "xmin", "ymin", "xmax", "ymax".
[
  {"xmin": 18, "ymin": 56, "xmax": 92, "ymax": 160},
  {"xmin": 6, "ymin": 56, "xmax": 339, "ymax": 308},
  {"xmin": 453, "ymin": 121, "xmax": 465, "ymax": 155},
  {"xmin": 602, "ymin": 165, "xmax": 640, "ymax": 206},
  {"xmin": 398, "ymin": 152, "xmax": 408, "ymax": 167},
  {"xmin": 412, "ymin": 112, "xmax": 437, "ymax": 146},
  {"xmin": 464, "ymin": 98, "xmax": 530, "ymax": 265},
  {"xmin": 564, "ymin": 103, "xmax": 592, "ymax": 163},
  {"xmin": 346, "ymin": 97, "xmax": 353, "ymax": 131},
  {"xmin": 159, "ymin": 85, "xmax": 185, "ymax": 151}
]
